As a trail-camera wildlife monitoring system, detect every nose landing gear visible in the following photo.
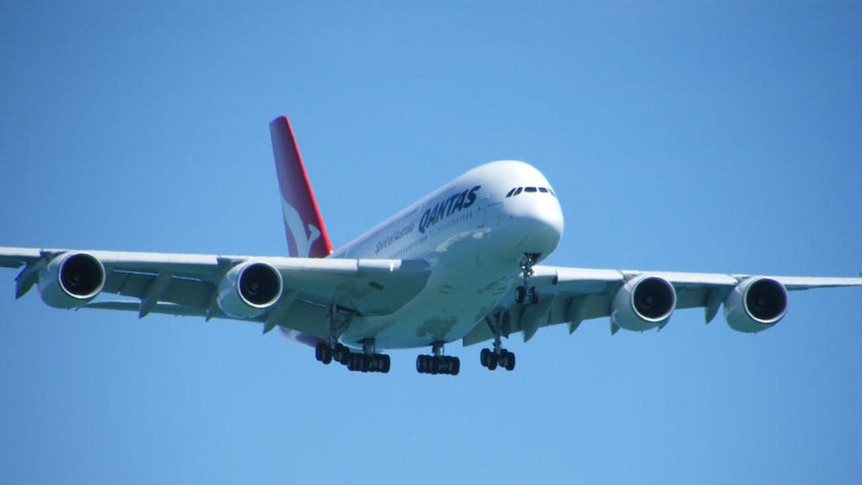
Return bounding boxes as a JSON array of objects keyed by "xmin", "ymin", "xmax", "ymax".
[{"xmin": 515, "ymin": 252, "xmax": 540, "ymax": 304}]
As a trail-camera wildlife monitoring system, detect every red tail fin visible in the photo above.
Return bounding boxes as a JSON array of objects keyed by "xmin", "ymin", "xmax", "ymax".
[{"xmin": 269, "ymin": 116, "xmax": 333, "ymax": 258}]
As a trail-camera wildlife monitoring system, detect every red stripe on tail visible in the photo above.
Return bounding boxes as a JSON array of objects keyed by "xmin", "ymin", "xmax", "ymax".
[{"xmin": 269, "ymin": 116, "xmax": 333, "ymax": 258}]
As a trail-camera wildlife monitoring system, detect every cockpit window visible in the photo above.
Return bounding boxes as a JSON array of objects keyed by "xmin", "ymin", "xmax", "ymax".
[{"xmin": 505, "ymin": 186, "xmax": 555, "ymax": 198}]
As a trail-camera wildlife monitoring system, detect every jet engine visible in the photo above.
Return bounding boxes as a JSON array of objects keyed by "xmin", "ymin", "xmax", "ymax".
[
  {"xmin": 611, "ymin": 275, "xmax": 677, "ymax": 331},
  {"xmin": 38, "ymin": 252, "xmax": 106, "ymax": 308},
  {"xmin": 724, "ymin": 277, "xmax": 787, "ymax": 333},
  {"xmin": 217, "ymin": 261, "xmax": 283, "ymax": 318}
]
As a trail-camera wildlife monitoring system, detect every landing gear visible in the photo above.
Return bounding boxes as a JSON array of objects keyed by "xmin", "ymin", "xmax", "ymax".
[
  {"xmin": 314, "ymin": 306, "xmax": 390, "ymax": 373},
  {"xmin": 346, "ymin": 352, "xmax": 391, "ymax": 373},
  {"xmin": 318, "ymin": 339, "xmax": 391, "ymax": 374},
  {"xmin": 314, "ymin": 341, "xmax": 354, "ymax": 367},
  {"xmin": 515, "ymin": 253, "xmax": 540, "ymax": 304},
  {"xmin": 416, "ymin": 341, "xmax": 460, "ymax": 376},
  {"xmin": 480, "ymin": 348, "xmax": 516, "ymax": 371},
  {"xmin": 480, "ymin": 311, "xmax": 516, "ymax": 371}
]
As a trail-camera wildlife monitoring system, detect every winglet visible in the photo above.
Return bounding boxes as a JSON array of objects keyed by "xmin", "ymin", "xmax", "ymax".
[{"xmin": 269, "ymin": 116, "xmax": 333, "ymax": 258}]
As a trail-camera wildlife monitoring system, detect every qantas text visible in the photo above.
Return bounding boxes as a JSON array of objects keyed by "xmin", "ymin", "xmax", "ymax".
[{"xmin": 418, "ymin": 185, "xmax": 481, "ymax": 234}]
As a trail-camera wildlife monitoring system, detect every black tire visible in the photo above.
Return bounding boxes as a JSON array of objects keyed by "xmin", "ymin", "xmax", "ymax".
[
  {"xmin": 451, "ymin": 357, "xmax": 460, "ymax": 376},
  {"xmin": 480, "ymin": 348, "xmax": 490, "ymax": 367},
  {"xmin": 315, "ymin": 342, "xmax": 332, "ymax": 364},
  {"xmin": 529, "ymin": 286, "xmax": 540, "ymax": 304},
  {"xmin": 488, "ymin": 353, "xmax": 498, "ymax": 371},
  {"xmin": 505, "ymin": 352, "xmax": 516, "ymax": 371},
  {"xmin": 380, "ymin": 354, "xmax": 391, "ymax": 374},
  {"xmin": 515, "ymin": 286, "xmax": 526, "ymax": 304},
  {"xmin": 334, "ymin": 344, "xmax": 348, "ymax": 364}
]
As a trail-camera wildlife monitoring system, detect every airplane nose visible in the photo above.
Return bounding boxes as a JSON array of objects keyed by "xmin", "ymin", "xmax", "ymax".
[
  {"xmin": 508, "ymin": 196, "xmax": 564, "ymax": 260},
  {"xmin": 533, "ymin": 198, "xmax": 564, "ymax": 250}
]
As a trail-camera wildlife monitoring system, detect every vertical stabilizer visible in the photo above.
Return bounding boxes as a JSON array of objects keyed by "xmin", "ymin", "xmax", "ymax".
[{"xmin": 269, "ymin": 116, "xmax": 333, "ymax": 258}]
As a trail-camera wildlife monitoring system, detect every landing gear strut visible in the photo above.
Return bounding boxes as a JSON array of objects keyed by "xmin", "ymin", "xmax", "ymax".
[
  {"xmin": 515, "ymin": 252, "xmax": 540, "ymax": 304},
  {"xmin": 480, "ymin": 311, "xmax": 516, "ymax": 371},
  {"xmin": 416, "ymin": 341, "xmax": 460, "ymax": 376}
]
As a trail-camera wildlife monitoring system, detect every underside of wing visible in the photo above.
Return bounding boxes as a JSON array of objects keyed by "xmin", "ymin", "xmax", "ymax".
[
  {"xmin": 462, "ymin": 265, "xmax": 862, "ymax": 346},
  {"xmin": 0, "ymin": 247, "xmax": 431, "ymax": 342}
]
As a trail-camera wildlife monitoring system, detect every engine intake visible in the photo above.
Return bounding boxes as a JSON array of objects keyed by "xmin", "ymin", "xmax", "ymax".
[
  {"xmin": 39, "ymin": 252, "xmax": 106, "ymax": 308},
  {"xmin": 217, "ymin": 261, "xmax": 283, "ymax": 319},
  {"xmin": 611, "ymin": 275, "xmax": 677, "ymax": 331},
  {"xmin": 724, "ymin": 277, "xmax": 787, "ymax": 333}
]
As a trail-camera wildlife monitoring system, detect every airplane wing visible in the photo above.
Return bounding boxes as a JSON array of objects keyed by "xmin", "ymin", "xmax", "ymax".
[
  {"xmin": 462, "ymin": 265, "xmax": 862, "ymax": 346},
  {"xmin": 0, "ymin": 247, "xmax": 431, "ymax": 342}
]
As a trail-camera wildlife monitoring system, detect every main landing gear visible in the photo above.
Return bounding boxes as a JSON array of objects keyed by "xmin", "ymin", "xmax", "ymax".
[
  {"xmin": 416, "ymin": 341, "xmax": 460, "ymax": 376},
  {"xmin": 314, "ymin": 304, "xmax": 390, "ymax": 374},
  {"xmin": 316, "ymin": 340, "xmax": 391, "ymax": 374},
  {"xmin": 480, "ymin": 311, "xmax": 516, "ymax": 371},
  {"xmin": 515, "ymin": 252, "xmax": 540, "ymax": 305}
]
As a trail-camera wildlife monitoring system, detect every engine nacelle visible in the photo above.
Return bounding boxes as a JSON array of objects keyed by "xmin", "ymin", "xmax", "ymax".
[
  {"xmin": 611, "ymin": 275, "xmax": 677, "ymax": 331},
  {"xmin": 724, "ymin": 277, "xmax": 787, "ymax": 333},
  {"xmin": 217, "ymin": 261, "xmax": 283, "ymax": 319},
  {"xmin": 38, "ymin": 252, "xmax": 106, "ymax": 309}
]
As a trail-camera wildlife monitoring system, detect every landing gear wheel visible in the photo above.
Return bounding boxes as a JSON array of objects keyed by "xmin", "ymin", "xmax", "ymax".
[
  {"xmin": 515, "ymin": 286, "xmax": 526, "ymax": 304},
  {"xmin": 333, "ymin": 344, "xmax": 349, "ymax": 364},
  {"xmin": 379, "ymin": 354, "xmax": 391, "ymax": 374},
  {"xmin": 315, "ymin": 342, "xmax": 333, "ymax": 365},
  {"xmin": 529, "ymin": 286, "xmax": 540, "ymax": 304},
  {"xmin": 346, "ymin": 353, "xmax": 358, "ymax": 371},
  {"xmin": 500, "ymin": 349, "xmax": 516, "ymax": 371},
  {"xmin": 480, "ymin": 348, "xmax": 491, "ymax": 367},
  {"xmin": 487, "ymin": 352, "xmax": 498, "ymax": 371}
]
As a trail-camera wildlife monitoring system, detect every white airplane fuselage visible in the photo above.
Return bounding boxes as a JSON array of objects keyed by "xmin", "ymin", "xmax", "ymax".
[{"xmin": 333, "ymin": 160, "xmax": 564, "ymax": 349}]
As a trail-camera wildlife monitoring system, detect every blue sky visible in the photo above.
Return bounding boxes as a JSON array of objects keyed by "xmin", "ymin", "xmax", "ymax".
[{"xmin": 1, "ymin": 2, "xmax": 861, "ymax": 484}]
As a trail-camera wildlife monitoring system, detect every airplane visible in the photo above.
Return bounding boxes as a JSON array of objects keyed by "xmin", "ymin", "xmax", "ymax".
[{"xmin": 2, "ymin": 116, "xmax": 861, "ymax": 376}]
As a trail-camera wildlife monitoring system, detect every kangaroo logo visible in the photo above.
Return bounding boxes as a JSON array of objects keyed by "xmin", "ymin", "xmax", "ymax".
[{"xmin": 282, "ymin": 197, "xmax": 321, "ymax": 257}]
